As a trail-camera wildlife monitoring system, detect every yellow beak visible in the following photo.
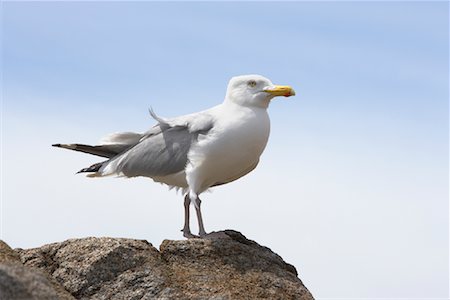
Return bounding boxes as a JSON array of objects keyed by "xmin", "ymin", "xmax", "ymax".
[{"xmin": 264, "ymin": 85, "xmax": 296, "ymax": 97}]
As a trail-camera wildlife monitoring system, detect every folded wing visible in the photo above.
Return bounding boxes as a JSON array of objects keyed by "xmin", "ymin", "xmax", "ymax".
[{"xmin": 55, "ymin": 111, "xmax": 214, "ymax": 178}]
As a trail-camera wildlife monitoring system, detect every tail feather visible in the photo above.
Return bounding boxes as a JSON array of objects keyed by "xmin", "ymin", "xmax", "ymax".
[
  {"xmin": 52, "ymin": 143, "xmax": 125, "ymax": 158},
  {"xmin": 53, "ymin": 132, "xmax": 142, "ymax": 176}
]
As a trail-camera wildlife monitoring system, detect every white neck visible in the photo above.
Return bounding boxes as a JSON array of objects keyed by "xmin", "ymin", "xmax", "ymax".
[{"xmin": 223, "ymin": 93, "xmax": 271, "ymax": 109}]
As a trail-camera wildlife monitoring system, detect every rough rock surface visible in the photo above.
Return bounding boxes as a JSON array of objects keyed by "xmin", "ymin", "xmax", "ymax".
[
  {"xmin": 5, "ymin": 230, "xmax": 314, "ymax": 299},
  {"xmin": 0, "ymin": 240, "xmax": 74, "ymax": 300}
]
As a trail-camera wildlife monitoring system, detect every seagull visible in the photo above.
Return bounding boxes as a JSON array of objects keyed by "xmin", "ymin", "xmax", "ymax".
[{"xmin": 53, "ymin": 75, "xmax": 295, "ymax": 238}]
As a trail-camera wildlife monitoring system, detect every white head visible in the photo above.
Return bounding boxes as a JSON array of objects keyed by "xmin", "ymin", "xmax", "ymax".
[{"xmin": 224, "ymin": 74, "xmax": 295, "ymax": 108}]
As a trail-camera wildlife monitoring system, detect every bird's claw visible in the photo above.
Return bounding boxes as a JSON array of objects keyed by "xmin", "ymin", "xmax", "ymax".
[{"xmin": 181, "ymin": 229, "xmax": 200, "ymax": 239}]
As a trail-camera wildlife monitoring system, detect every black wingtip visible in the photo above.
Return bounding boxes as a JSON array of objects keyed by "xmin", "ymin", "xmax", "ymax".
[
  {"xmin": 76, "ymin": 162, "xmax": 104, "ymax": 174},
  {"xmin": 76, "ymin": 168, "xmax": 87, "ymax": 174},
  {"xmin": 76, "ymin": 167, "xmax": 91, "ymax": 174},
  {"xmin": 52, "ymin": 144, "xmax": 61, "ymax": 147}
]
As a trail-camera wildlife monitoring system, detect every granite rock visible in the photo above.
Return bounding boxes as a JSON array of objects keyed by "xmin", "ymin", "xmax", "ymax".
[
  {"xmin": 0, "ymin": 240, "xmax": 74, "ymax": 300},
  {"xmin": 6, "ymin": 230, "xmax": 313, "ymax": 299}
]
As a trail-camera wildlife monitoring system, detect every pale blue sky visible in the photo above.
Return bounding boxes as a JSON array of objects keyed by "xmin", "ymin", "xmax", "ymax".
[{"xmin": 2, "ymin": 2, "xmax": 449, "ymax": 299}]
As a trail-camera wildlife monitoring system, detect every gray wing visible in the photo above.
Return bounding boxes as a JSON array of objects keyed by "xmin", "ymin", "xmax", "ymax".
[{"xmin": 100, "ymin": 122, "xmax": 213, "ymax": 177}]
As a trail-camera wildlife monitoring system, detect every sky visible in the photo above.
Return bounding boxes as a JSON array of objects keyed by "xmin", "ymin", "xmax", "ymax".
[{"xmin": 1, "ymin": 1, "xmax": 449, "ymax": 299}]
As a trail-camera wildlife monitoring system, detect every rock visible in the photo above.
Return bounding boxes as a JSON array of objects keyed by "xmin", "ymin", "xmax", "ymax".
[
  {"xmin": 9, "ymin": 230, "xmax": 314, "ymax": 299},
  {"xmin": 0, "ymin": 240, "xmax": 21, "ymax": 263},
  {"xmin": 17, "ymin": 238, "xmax": 168, "ymax": 300},
  {"xmin": 0, "ymin": 241, "xmax": 74, "ymax": 300},
  {"xmin": 159, "ymin": 230, "xmax": 312, "ymax": 300}
]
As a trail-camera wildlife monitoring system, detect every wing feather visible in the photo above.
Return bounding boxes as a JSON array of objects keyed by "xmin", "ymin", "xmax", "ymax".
[{"xmin": 98, "ymin": 113, "xmax": 214, "ymax": 177}]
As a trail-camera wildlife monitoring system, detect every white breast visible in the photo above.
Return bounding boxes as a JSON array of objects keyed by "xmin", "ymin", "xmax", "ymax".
[{"xmin": 185, "ymin": 103, "xmax": 270, "ymax": 194}]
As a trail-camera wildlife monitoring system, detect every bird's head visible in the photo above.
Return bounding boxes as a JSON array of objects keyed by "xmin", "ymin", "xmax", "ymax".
[{"xmin": 224, "ymin": 75, "xmax": 295, "ymax": 108}]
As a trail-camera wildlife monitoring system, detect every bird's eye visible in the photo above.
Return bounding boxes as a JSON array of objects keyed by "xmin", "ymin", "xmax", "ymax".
[{"xmin": 247, "ymin": 80, "xmax": 257, "ymax": 88}]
